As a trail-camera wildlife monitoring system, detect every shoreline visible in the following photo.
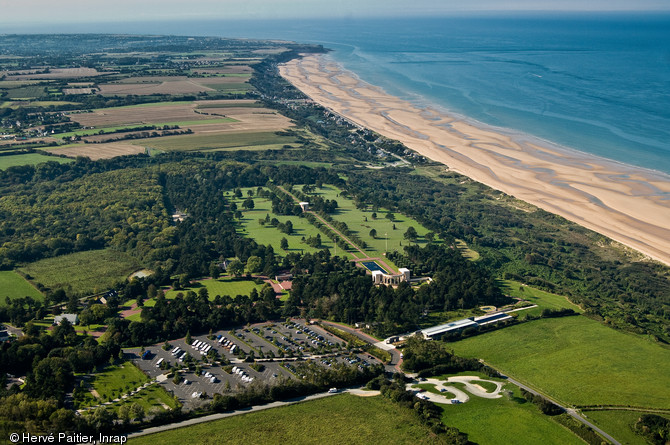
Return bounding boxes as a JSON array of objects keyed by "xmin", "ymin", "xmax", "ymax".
[{"xmin": 279, "ymin": 54, "xmax": 670, "ymax": 266}]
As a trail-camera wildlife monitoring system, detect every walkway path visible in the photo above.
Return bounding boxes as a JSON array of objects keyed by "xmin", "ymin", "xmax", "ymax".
[
  {"xmin": 277, "ymin": 186, "xmax": 397, "ymax": 273},
  {"xmin": 411, "ymin": 376, "xmax": 504, "ymax": 405}
]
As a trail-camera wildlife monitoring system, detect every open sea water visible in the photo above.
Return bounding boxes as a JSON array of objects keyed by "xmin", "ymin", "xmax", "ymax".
[{"xmin": 9, "ymin": 14, "xmax": 670, "ymax": 174}]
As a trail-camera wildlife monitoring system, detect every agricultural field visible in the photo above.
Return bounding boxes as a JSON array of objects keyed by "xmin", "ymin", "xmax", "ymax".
[
  {"xmin": 434, "ymin": 379, "xmax": 584, "ymax": 445},
  {"xmin": 128, "ymin": 393, "xmax": 450, "ymax": 445},
  {"xmin": 0, "ymin": 152, "xmax": 73, "ymax": 169},
  {"xmin": 44, "ymin": 143, "xmax": 147, "ymax": 160},
  {"xmin": 304, "ymin": 184, "xmax": 437, "ymax": 257},
  {"xmin": 449, "ymin": 315, "xmax": 670, "ymax": 409},
  {"xmin": 163, "ymin": 277, "xmax": 266, "ymax": 300},
  {"xmin": 143, "ymin": 131, "xmax": 298, "ymax": 152},
  {"xmin": 96, "ymin": 75, "xmax": 251, "ymax": 96},
  {"xmin": 0, "ymin": 270, "xmax": 43, "ymax": 304},
  {"xmin": 18, "ymin": 249, "xmax": 141, "ymax": 296}
]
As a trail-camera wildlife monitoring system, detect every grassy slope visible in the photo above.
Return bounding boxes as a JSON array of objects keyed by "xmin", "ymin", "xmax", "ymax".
[
  {"xmin": 0, "ymin": 270, "xmax": 43, "ymax": 304},
  {"xmin": 0, "ymin": 153, "xmax": 73, "ymax": 170},
  {"xmin": 129, "ymin": 394, "xmax": 449, "ymax": 445},
  {"xmin": 19, "ymin": 249, "xmax": 140, "ymax": 295},
  {"xmin": 449, "ymin": 316, "xmax": 670, "ymax": 408}
]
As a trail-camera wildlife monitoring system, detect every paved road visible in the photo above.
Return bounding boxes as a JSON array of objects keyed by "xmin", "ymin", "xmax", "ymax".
[
  {"xmin": 319, "ymin": 320, "xmax": 402, "ymax": 372},
  {"xmin": 497, "ymin": 371, "xmax": 621, "ymax": 445},
  {"xmin": 126, "ymin": 391, "xmax": 339, "ymax": 440}
]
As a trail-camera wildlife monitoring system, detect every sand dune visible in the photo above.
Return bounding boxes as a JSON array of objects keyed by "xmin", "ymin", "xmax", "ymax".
[{"xmin": 280, "ymin": 55, "xmax": 670, "ymax": 266}]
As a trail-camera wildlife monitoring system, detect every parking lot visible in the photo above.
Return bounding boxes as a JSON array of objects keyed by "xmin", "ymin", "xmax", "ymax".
[{"xmin": 131, "ymin": 320, "xmax": 384, "ymax": 408}]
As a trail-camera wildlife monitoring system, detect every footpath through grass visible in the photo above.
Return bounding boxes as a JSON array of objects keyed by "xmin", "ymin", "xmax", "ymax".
[
  {"xmin": 129, "ymin": 393, "xmax": 449, "ymax": 445},
  {"xmin": 0, "ymin": 270, "xmax": 43, "ymax": 304},
  {"xmin": 449, "ymin": 315, "xmax": 670, "ymax": 408}
]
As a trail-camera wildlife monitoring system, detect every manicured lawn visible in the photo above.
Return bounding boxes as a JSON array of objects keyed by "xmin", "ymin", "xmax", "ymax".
[
  {"xmin": 449, "ymin": 315, "xmax": 670, "ymax": 408},
  {"xmin": 233, "ymin": 190, "xmax": 341, "ymax": 258},
  {"xmin": 306, "ymin": 184, "xmax": 437, "ymax": 258},
  {"xmin": 0, "ymin": 153, "xmax": 73, "ymax": 170},
  {"xmin": 164, "ymin": 277, "xmax": 266, "ymax": 300},
  {"xmin": 129, "ymin": 393, "xmax": 450, "ymax": 445},
  {"xmin": 19, "ymin": 249, "xmax": 141, "ymax": 295},
  {"xmin": 78, "ymin": 362, "xmax": 150, "ymax": 407},
  {"xmin": 0, "ymin": 270, "xmax": 43, "ymax": 305},
  {"xmin": 437, "ymin": 384, "xmax": 584, "ymax": 445}
]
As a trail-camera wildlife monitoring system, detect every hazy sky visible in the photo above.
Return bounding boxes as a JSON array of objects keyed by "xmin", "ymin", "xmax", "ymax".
[{"xmin": 2, "ymin": 0, "xmax": 670, "ymax": 24}]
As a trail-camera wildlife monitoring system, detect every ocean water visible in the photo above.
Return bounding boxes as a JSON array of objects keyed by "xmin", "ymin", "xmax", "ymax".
[{"xmin": 8, "ymin": 14, "xmax": 670, "ymax": 174}]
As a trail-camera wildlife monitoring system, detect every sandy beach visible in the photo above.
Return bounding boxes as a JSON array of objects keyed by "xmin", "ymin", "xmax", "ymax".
[{"xmin": 280, "ymin": 55, "xmax": 670, "ymax": 266}]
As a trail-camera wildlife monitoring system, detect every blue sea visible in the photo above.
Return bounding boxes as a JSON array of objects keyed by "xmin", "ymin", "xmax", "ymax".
[{"xmin": 7, "ymin": 13, "xmax": 670, "ymax": 174}]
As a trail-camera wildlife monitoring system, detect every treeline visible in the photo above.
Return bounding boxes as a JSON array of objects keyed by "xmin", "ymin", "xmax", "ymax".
[
  {"xmin": 367, "ymin": 374, "xmax": 472, "ymax": 444},
  {"xmin": 400, "ymin": 335, "xmax": 501, "ymax": 379},
  {"xmin": 634, "ymin": 414, "xmax": 670, "ymax": 445},
  {"xmin": 342, "ymin": 167, "xmax": 670, "ymax": 342}
]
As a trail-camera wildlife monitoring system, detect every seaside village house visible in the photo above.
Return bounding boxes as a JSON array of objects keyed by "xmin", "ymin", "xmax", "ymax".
[{"xmin": 372, "ymin": 268, "xmax": 411, "ymax": 286}]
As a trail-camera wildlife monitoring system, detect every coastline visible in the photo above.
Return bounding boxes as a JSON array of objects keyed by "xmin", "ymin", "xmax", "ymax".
[{"xmin": 279, "ymin": 54, "xmax": 670, "ymax": 266}]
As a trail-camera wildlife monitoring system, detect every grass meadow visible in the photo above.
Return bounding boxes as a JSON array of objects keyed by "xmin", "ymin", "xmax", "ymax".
[
  {"xmin": 581, "ymin": 410, "xmax": 650, "ymax": 445},
  {"xmin": 19, "ymin": 249, "xmax": 141, "ymax": 295},
  {"xmin": 128, "ymin": 393, "xmax": 450, "ymax": 445},
  {"xmin": 0, "ymin": 153, "xmax": 73, "ymax": 170},
  {"xmin": 501, "ymin": 279, "xmax": 583, "ymax": 317},
  {"xmin": 0, "ymin": 270, "xmax": 43, "ymax": 304},
  {"xmin": 449, "ymin": 315, "xmax": 670, "ymax": 408},
  {"xmin": 437, "ymin": 383, "xmax": 584, "ymax": 445}
]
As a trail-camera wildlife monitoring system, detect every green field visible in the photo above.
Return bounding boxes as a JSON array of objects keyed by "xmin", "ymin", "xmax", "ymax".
[
  {"xmin": 56, "ymin": 118, "xmax": 237, "ymax": 139},
  {"xmin": 307, "ymin": 185, "xmax": 437, "ymax": 257},
  {"xmin": 0, "ymin": 153, "xmax": 73, "ymax": 170},
  {"xmin": 19, "ymin": 249, "xmax": 141, "ymax": 295},
  {"xmin": 449, "ymin": 315, "xmax": 670, "ymax": 409},
  {"xmin": 203, "ymin": 82, "xmax": 252, "ymax": 92},
  {"xmin": 164, "ymin": 277, "xmax": 266, "ymax": 300},
  {"xmin": 501, "ymin": 280, "xmax": 583, "ymax": 317},
  {"xmin": 129, "ymin": 393, "xmax": 450, "ymax": 445},
  {"xmin": 436, "ymin": 382, "xmax": 584, "ymax": 445},
  {"xmin": 0, "ymin": 270, "xmax": 43, "ymax": 304},
  {"xmin": 141, "ymin": 131, "xmax": 298, "ymax": 152},
  {"xmin": 77, "ymin": 362, "xmax": 150, "ymax": 406},
  {"xmin": 234, "ymin": 191, "xmax": 339, "ymax": 257},
  {"xmin": 77, "ymin": 362, "xmax": 176, "ymax": 412},
  {"xmin": 582, "ymin": 410, "xmax": 651, "ymax": 445}
]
